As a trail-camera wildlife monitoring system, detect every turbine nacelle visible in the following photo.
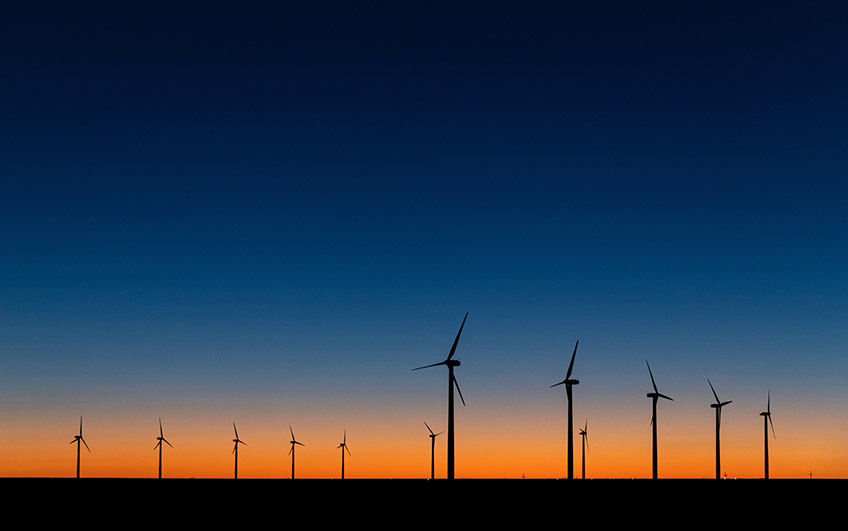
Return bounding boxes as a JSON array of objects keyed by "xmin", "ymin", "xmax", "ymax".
[{"xmin": 647, "ymin": 392, "xmax": 673, "ymax": 401}]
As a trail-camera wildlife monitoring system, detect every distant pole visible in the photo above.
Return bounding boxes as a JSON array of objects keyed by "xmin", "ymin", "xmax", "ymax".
[
  {"xmin": 76, "ymin": 440, "xmax": 81, "ymax": 479},
  {"xmin": 341, "ymin": 446, "xmax": 345, "ymax": 480},
  {"xmin": 291, "ymin": 446, "xmax": 295, "ymax": 480},
  {"xmin": 715, "ymin": 410, "xmax": 721, "ymax": 480},
  {"xmin": 234, "ymin": 444, "xmax": 238, "ymax": 479},
  {"xmin": 158, "ymin": 443, "xmax": 163, "ymax": 479},
  {"xmin": 581, "ymin": 434, "xmax": 586, "ymax": 480},
  {"xmin": 652, "ymin": 397, "xmax": 658, "ymax": 480},
  {"xmin": 430, "ymin": 436, "xmax": 436, "ymax": 480},
  {"xmin": 763, "ymin": 417, "xmax": 769, "ymax": 480},
  {"xmin": 567, "ymin": 385, "xmax": 574, "ymax": 480},
  {"xmin": 447, "ymin": 363, "xmax": 455, "ymax": 480}
]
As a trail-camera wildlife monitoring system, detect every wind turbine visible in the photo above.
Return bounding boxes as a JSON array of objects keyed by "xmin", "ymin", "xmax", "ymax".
[
  {"xmin": 153, "ymin": 418, "xmax": 173, "ymax": 479},
  {"xmin": 550, "ymin": 340, "xmax": 580, "ymax": 479},
  {"xmin": 759, "ymin": 390, "xmax": 775, "ymax": 479},
  {"xmin": 707, "ymin": 379, "xmax": 732, "ymax": 480},
  {"xmin": 338, "ymin": 430, "xmax": 351, "ymax": 479},
  {"xmin": 288, "ymin": 426, "xmax": 304, "ymax": 480},
  {"xmin": 232, "ymin": 423, "xmax": 246, "ymax": 479},
  {"xmin": 424, "ymin": 421, "xmax": 443, "ymax": 480},
  {"xmin": 579, "ymin": 418, "xmax": 589, "ymax": 480},
  {"xmin": 645, "ymin": 360, "xmax": 673, "ymax": 479},
  {"xmin": 69, "ymin": 416, "xmax": 90, "ymax": 479},
  {"xmin": 413, "ymin": 312, "xmax": 467, "ymax": 480}
]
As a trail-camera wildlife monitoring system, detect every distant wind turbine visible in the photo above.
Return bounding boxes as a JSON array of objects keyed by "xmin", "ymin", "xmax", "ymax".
[
  {"xmin": 69, "ymin": 416, "xmax": 90, "ymax": 479},
  {"xmin": 550, "ymin": 340, "xmax": 580, "ymax": 479},
  {"xmin": 707, "ymin": 379, "xmax": 732, "ymax": 480},
  {"xmin": 645, "ymin": 360, "xmax": 673, "ymax": 479},
  {"xmin": 153, "ymin": 418, "xmax": 173, "ymax": 479},
  {"xmin": 759, "ymin": 390, "xmax": 776, "ymax": 479},
  {"xmin": 424, "ymin": 421, "xmax": 443, "ymax": 480},
  {"xmin": 579, "ymin": 418, "xmax": 589, "ymax": 480},
  {"xmin": 288, "ymin": 426, "xmax": 304, "ymax": 480},
  {"xmin": 338, "ymin": 430, "xmax": 351, "ymax": 479},
  {"xmin": 232, "ymin": 423, "xmax": 246, "ymax": 479},
  {"xmin": 413, "ymin": 312, "xmax": 468, "ymax": 480}
]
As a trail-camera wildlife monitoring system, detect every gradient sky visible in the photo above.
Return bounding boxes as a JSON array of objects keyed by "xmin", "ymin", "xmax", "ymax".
[{"xmin": 1, "ymin": 1, "xmax": 847, "ymax": 479}]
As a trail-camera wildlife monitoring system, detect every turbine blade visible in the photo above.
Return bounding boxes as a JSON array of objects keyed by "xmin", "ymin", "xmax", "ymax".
[
  {"xmin": 708, "ymin": 379, "xmax": 720, "ymax": 403},
  {"xmin": 550, "ymin": 380, "xmax": 566, "ymax": 388},
  {"xmin": 288, "ymin": 446, "xmax": 293, "ymax": 455},
  {"xmin": 81, "ymin": 437, "xmax": 90, "ymax": 452},
  {"xmin": 290, "ymin": 425, "xmax": 295, "ymax": 440},
  {"xmin": 295, "ymin": 441, "xmax": 305, "ymax": 447},
  {"xmin": 424, "ymin": 421, "xmax": 435, "ymax": 436},
  {"xmin": 453, "ymin": 374, "xmax": 466, "ymax": 406},
  {"xmin": 446, "ymin": 312, "xmax": 468, "ymax": 361},
  {"xmin": 767, "ymin": 390, "xmax": 771, "ymax": 414},
  {"xmin": 233, "ymin": 423, "xmax": 239, "ymax": 439},
  {"xmin": 154, "ymin": 441, "xmax": 161, "ymax": 451},
  {"xmin": 565, "ymin": 340, "xmax": 579, "ymax": 380},
  {"xmin": 768, "ymin": 415, "xmax": 776, "ymax": 439},
  {"xmin": 646, "ymin": 360, "xmax": 659, "ymax": 394},
  {"xmin": 164, "ymin": 438, "xmax": 173, "ymax": 448},
  {"xmin": 159, "ymin": 418, "xmax": 164, "ymax": 438},
  {"xmin": 412, "ymin": 360, "xmax": 447, "ymax": 371},
  {"xmin": 658, "ymin": 392, "xmax": 673, "ymax": 401},
  {"xmin": 345, "ymin": 445, "xmax": 351, "ymax": 456},
  {"xmin": 79, "ymin": 416, "xmax": 83, "ymax": 436}
]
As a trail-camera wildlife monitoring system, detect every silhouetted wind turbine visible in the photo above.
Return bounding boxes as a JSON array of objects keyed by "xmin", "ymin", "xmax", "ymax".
[
  {"xmin": 579, "ymin": 418, "xmax": 589, "ymax": 480},
  {"xmin": 232, "ymin": 423, "xmax": 246, "ymax": 479},
  {"xmin": 69, "ymin": 416, "xmax": 90, "ymax": 479},
  {"xmin": 338, "ymin": 430, "xmax": 351, "ymax": 479},
  {"xmin": 424, "ymin": 421, "xmax": 443, "ymax": 480},
  {"xmin": 550, "ymin": 340, "xmax": 580, "ymax": 479},
  {"xmin": 288, "ymin": 426, "xmax": 304, "ymax": 480},
  {"xmin": 413, "ymin": 312, "xmax": 467, "ymax": 480},
  {"xmin": 153, "ymin": 418, "xmax": 173, "ymax": 479},
  {"xmin": 645, "ymin": 360, "xmax": 673, "ymax": 479},
  {"xmin": 759, "ymin": 390, "xmax": 776, "ymax": 479},
  {"xmin": 707, "ymin": 379, "xmax": 732, "ymax": 480}
]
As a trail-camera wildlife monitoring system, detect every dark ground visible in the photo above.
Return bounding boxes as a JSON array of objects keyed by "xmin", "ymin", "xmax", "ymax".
[{"xmin": 4, "ymin": 477, "xmax": 842, "ymax": 524}]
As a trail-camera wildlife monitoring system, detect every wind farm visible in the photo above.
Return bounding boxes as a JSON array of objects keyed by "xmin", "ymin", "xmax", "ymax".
[{"xmin": 2, "ymin": 0, "xmax": 847, "ymax": 509}]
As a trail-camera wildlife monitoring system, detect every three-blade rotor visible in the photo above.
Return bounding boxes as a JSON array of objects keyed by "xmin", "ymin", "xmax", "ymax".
[
  {"xmin": 579, "ymin": 419, "xmax": 589, "ymax": 453},
  {"xmin": 70, "ymin": 416, "xmax": 90, "ymax": 452},
  {"xmin": 232, "ymin": 422, "xmax": 246, "ymax": 453},
  {"xmin": 338, "ymin": 430, "xmax": 351, "ymax": 455},
  {"xmin": 289, "ymin": 425, "xmax": 305, "ymax": 455},
  {"xmin": 550, "ymin": 340, "xmax": 580, "ymax": 391},
  {"xmin": 424, "ymin": 421, "xmax": 443, "ymax": 438},
  {"xmin": 154, "ymin": 418, "xmax": 173, "ymax": 450},
  {"xmin": 759, "ymin": 390, "xmax": 776, "ymax": 438},
  {"xmin": 646, "ymin": 360, "xmax": 673, "ymax": 401},
  {"xmin": 412, "ymin": 312, "xmax": 468, "ymax": 406},
  {"xmin": 707, "ymin": 379, "xmax": 732, "ymax": 425}
]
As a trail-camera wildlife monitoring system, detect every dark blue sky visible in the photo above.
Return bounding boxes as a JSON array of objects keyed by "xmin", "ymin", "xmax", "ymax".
[{"xmin": 2, "ymin": 2, "xmax": 847, "ymax": 477}]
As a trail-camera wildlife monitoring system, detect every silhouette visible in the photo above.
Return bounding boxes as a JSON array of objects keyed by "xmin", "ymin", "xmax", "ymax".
[
  {"xmin": 413, "ymin": 312, "xmax": 467, "ymax": 480},
  {"xmin": 232, "ymin": 423, "xmax": 246, "ymax": 479},
  {"xmin": 424, "ymin": 421, "xmax": 443, "ymax": 480},
  {"xmin": 707, "ymin": 379, "xmax": 732, "ymax": 480},
  {"xmin": 153, "ymin": 418, "xmax": 173, "ymax": 479},
  {"xmin": 288, "ymin": 425, "xmax": 304, "ymax": 479},
  {"xmin": 550, "ymin": 340, "xmax": 580, "ymax": 479},
  {"xmin": 579, "ymin": 418, "xmax": 589, "ymax": 480},
  {"xmin": 645, "ymin": 360, "xmax": 673, "ymax": 479},
  {"xmin": 759, "ymin": 390, "xmax": 776, "ymax": 479},
  {"xmin": 69, "ymin": 416, "xmax": 90, "ymax": 479},
  {"xmin": 338, "ymin": 430, "xmax": 351, "ymax": 479}
]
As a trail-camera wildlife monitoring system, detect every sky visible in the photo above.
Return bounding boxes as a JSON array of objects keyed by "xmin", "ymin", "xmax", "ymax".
[{"xmin": 1, "ymin": 1, "xmax": 847, "ymax": 479}]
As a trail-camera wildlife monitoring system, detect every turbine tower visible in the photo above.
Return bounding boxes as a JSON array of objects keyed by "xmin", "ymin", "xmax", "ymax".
[
  {"xmin": 424, "ymin": 421, "xmax": 443, "ymax": 480},
  {"xmin": 153, "ymin": 418, "xmax": 173, "ymax": 479},
  {"xmin": 550, "ymin": 340, "xmax": 580, "ymax": 479},
  {"xmin": 707, "ymin": 379, "xmax": 732, "ymax": 480},
  {"xmin": 69, "ymin": 416, "xmax": 90, "ymax": 479},
  {"xmin": 413, "ymin": 312, "xmax": 467, "ymax": 480},
  {"xmin": 288, "ymin": 426, "xmax": 304, "ymax": 480},
  {"xmin": 232, "ymin": 423, "xmax": 246, "ymax": 479},
  {"xmin": 338, "ymin": 430, "xmax": 351, "ymax": 479},
  {"xmin": 759, "ymin": 390, "xmax": 776, "ymax": 479},
  {"xmin": 579, "ymin": 419, "xmax": 589, "ymax": 480},
  {"xmin": 645, "ymin": 360, "xmax": 673, "ymax": 479}
]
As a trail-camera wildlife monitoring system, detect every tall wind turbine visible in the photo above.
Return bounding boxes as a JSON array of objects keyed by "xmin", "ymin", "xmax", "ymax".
[
  {"xmin": 338, "ymin": 430, "xmax": 351, "ymax": 479},
  {"xmin": 69, "ymin": 416, "xmax": 90, "ymax": 479},
  {"xmin": 153, "ymin": 418, "xmax": 173, "ymax": 479},
  {"xmin": 424, "ymin": 421, "xmax": 443, "ymax": 480},
  {"xmin": 232, "ymin": 423, "xmax": 246, "ymax": 479},
  {"xmin": 288, "ymin": 426, "xmax": 304, "ymax": 480},
  {"xmin": 579, "ymin": 418, "xmax": 589, "ymax": 480},
  {"xmin": 645, "ymin": 360, "xmax": 673, "ymax": 479},
  {"xmin": 413, "ymin": 312, "xmax": 467, "ymax": 480},
  {"xmin": 550, "ymin": 340, "xmax": 580, "ymax": 479},
  {"xmin": 707, "ymin": 379, "xmax": 732, "ymax": 480},
  {"xmin": 759, "ymin": 390, "xmax": 775, "ymax": 479}
]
